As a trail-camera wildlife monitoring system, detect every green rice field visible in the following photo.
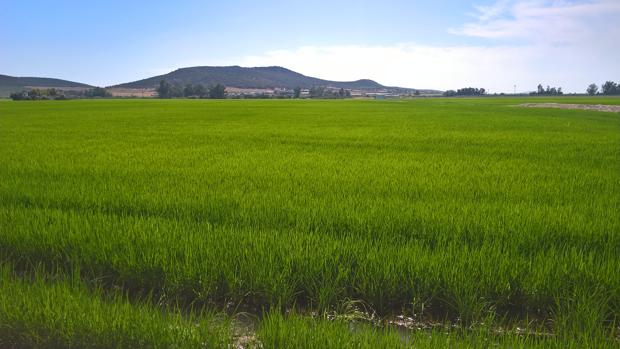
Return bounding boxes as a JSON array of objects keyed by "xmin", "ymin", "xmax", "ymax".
[{"xmin": 1, "ymin": 97, "xmax": 619, "ymax": 347}]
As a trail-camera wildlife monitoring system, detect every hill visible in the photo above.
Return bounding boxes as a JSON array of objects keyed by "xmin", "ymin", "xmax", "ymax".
[
  {"xmin": 112, "ymin": 66, "xmax": 407, "ymax": 91},
  {"xmin": 0, "ymin": 74, "xmax": 92, "ymax": 97}
]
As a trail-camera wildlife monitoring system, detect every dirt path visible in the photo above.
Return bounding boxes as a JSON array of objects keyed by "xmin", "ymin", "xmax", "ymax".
[{"xmin": 518, "ymin": 103, "xmax": 620, "ymax": 113}]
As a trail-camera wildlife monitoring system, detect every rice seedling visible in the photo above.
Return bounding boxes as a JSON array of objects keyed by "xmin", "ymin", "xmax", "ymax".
[{"xmin": 1, "ymin": 97, "xmax": 618, "ymax": 346}]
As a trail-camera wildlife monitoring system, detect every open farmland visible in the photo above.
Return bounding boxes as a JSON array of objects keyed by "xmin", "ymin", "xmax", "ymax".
[{"xmin": 1, "ymin": 97, "xmax": 619, "ymax": 347}]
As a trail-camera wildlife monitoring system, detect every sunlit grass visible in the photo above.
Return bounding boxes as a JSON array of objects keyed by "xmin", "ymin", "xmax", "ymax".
[
  {"xmin": 0, "ymin": 264, "xmax": 232, "ymax": 348},
  {"xmin": 1, "ymin": 97, "xmax": 618, "ymax": 346}
]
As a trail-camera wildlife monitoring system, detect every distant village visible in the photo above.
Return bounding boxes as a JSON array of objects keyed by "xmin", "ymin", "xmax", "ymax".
[
  {"xmin": 8, "ymin": 85, "xmax": 428, "ymax": 100},
  {"xmin": 223, "ymin": 86, "xmax": 417, "ymax": 99},
  {"xmin": 11, "ymin": 80, "xmax": 619, "ymax": 101}
]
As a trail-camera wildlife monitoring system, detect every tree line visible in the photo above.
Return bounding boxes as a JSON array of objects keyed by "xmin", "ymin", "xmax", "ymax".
[
  {"xmin": 531, "ymin": 84, "xmax": 563, "ymax": 95},
  {"xmin": 308, "ymin": 87, "xmax": 351, "ymax": 99},
  {"xmin": 587, "ymin": 81, "xmax": 620, "ymax": 95},
  {"xmin": 10, "ymin": 87, "xmax": 110, "ymax": 100},
  {"xmin": 156, "ymin": 80, "xmax": 225, "ymax": 99},
  {"xmin": 443, "ymin": 87, "xmax": 486, "ymax": 97},
  {"xmin": 155, "ymin": 80, "xmax": 356, "ymax": 99}
]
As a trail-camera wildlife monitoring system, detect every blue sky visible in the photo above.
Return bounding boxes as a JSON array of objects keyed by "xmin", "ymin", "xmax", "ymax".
[{"xmin": 1, "ymin": 0, "xmax": 619, "ymax": 92}]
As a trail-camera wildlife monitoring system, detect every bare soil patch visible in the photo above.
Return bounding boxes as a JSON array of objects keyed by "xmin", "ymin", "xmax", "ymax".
[
  {"xmin": 518, "ymin": 103, "xmax": 620, "ymax": 113},
  {"xmin": 108, "ymin": 88, "xmax": 157, "ymax": 97}
]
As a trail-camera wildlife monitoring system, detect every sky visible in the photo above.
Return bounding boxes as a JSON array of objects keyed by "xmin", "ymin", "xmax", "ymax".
[{"xmin": 1, "ymin": 0, "xmax": 619, "ymax": 93}]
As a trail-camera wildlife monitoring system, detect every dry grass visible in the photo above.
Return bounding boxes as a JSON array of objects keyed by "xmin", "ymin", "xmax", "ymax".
[{"xmin": 518, "ymin": 103, "xmax": 620, "ymax": 112}]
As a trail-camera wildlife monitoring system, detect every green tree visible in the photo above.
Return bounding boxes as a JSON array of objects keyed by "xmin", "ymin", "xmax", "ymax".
[
  {"xmin": 169, "ymin": 85, "xmax": 184, "ymax": 98},
  {"xmin": 309, "ymin": 86, "xmax": 325, "ymax": 98},
  {"xmin": 84, "ymin": 87, "xmax": 111, "ymax": 98},
  {"xmin": 293, "ymin": 87, "xmax": 301, "ymax": 98},
  {"xmin": 194, "ymin": 84, "xmax": 207, "ymax": 98},
  {"xmin": 9, "ymin": 91, "xmax": 26, "ymax": 100},
  {"xmin": 601, "ymin": 81, "xmax": 618, "ymax": 95},
  {"xmin": 183, "ymin": 84, "xmax": 194, "ymax": 97},
  {"xmin": 156, "ymin": 80, "xmax": 171, "ymax": 98},
  {"xmin": 28, "ymin": 89, "xmax": 42, "ymax": 100},
  {"xmin": 209, "ymin": 84, "xmax": 226, "ymax": 99},
  {"xmin": 586, "ymin": 83, "xmax": 598, "ymax": 95}
]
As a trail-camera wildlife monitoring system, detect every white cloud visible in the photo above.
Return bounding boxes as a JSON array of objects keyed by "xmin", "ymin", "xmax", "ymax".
[
  {"xmin": 450, "ymin": 0, "xmax": 620, "ymax": 45},
  {"xmin": 241, "ymin": 44, "xmax": 524, "ymax": 92},
  {"xmin": 239, "ymin": 1, "xmax": 619, "ymax": 93},
  {"xmin": 469, "ymin": 0, "xmax": 512, "ymax": 22},
  {"xmin": 240, "ymin": 42, "xmax": 615, "ymax": 93}
]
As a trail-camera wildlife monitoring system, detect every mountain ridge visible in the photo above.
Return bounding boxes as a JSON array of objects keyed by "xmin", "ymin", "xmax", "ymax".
[
  {"xmin": 0, "ymin": 74, "xmax": 93, "ymax": 97},
  {"xmin": 0, "ymin": 74, "xmax": 93, "ymax": 88},
  {"xmin": 111, "ymin": 66, "xmax": 404, "ymax": 91},
  {"xmin": 2, "ymin": 66, "xmax": 441, "ymax": 96}
]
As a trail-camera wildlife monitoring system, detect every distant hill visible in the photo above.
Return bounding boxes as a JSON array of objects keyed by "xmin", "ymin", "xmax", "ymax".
[
  {"xmin": 1, "ymin": 67, "xmax": 441, "ymax": 98},
  {"xmin": 112, "ymin": 66, "xmax": 402, "ymax": 91},
  {"xmin": 0, "ymin": 74, "xmax": 92, "ymax": 97}
]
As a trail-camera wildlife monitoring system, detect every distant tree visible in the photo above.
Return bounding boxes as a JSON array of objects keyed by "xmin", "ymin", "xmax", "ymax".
[
  {"xmin": 157, "ymin": 80, "xmax": 171, "ymax": 98},
  {"xmin": 9, "ymin": 91, "xmax": 26, "ymax": 100},
  {"xmin": 445, "ymin": 87, "xmax": 486, "ymax": 96},
  {"xmin": 209, "ymin": 84, "xmax": 226, "ymax": 99},
  {"xmin": 183, "ymin": 84, "xmax": 194, "ymax": 97},
  {"xmin": 84, "ymin": 87, "xmax": 111, "ymax": 98},
  {"xmin": 28, "ymin": 89, "xmax": 44, "ymax": 100},
  {"xmin": 10, "ymin": 88, "xmax": 70, "ymax": 100},
  {"xmin": 169, "ymin": 85, "xmax": 184, "ymax": 98},
  {"xmin": 414, "ymin": 90, "xmax": 420, "ymax": 96},
  {"xmin": 194, "ymin": 84, "xmax": 207, "ymax": 98},
  {"xmin": 309, "ymin": 86, "xmax": 325, "ymax": 98},
  {"xmin": 293, "ymin": 87, "xmax": 301, "ymax": 98},
  {"xmin": 587, "ymin": 83, "xmax": 599, "ymax": 96},
  {"xmin": 532, "ymin": 83, "xmax": 562, "ymax": 96},
  {"xmin": 601, "ymin": 81, "xmax": 618, "ymax": 95},
  {"xmin": 337, "ymin": 88, "xmax": 344, "ymax": 98},
  {"xmin": 320, "ymin": 89, "xmax": 336, "ymax": 99}
]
